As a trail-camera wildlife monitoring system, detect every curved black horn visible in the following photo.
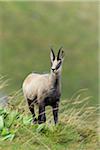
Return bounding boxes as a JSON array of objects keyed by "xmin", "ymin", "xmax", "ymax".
[
  {"xmin": 50, "ymin": 48, "xmax": 55, "ymax": 60},
  {"xmin": 57, "ymin": 47, "xmax": 63, "ymax": 60}
]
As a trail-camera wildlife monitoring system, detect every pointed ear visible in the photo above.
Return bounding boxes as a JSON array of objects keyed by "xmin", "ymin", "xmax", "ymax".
[
  {"xmin": 57, "ymin": 47, "xmax": 64, "ymax": 60},
  {"xmin": 50, "ymin": 48, "xmax": 55, "ymax": 63},
  {"xmin": 61, "ymin": 50, "xmax": 64, "ymax": 60}
]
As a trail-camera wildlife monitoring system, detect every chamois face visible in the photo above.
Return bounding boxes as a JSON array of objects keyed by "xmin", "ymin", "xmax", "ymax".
[{"xmin": 50, "ymin": 47, "xmax": 64, "ymax": 74}]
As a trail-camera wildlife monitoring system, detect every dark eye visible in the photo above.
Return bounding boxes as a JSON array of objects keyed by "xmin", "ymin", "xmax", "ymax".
[{"xmin": 56, "ymin": 61, "xmax": 62, "ymax": 70}]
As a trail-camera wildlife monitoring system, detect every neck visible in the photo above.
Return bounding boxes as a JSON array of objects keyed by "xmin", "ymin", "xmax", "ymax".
[{"xmin": 50, "ymin": 70, "xmax": 61, "ymax": 89}]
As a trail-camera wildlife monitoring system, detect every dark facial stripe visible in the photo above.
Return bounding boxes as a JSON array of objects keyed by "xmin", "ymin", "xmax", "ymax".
[{"xmin": 56, "ymin": 61, "xmax": 62, "ymax": 70}]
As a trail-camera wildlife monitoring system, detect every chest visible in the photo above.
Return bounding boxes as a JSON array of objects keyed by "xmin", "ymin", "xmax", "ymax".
[{"xmin": 44, "ymin": 88, "xmax": 61, "ymax": 106}]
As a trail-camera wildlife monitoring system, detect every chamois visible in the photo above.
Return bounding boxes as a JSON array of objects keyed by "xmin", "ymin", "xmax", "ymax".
[{"xmin": 22, "ymin": 48, "xmax": 64, "ymax": 124}]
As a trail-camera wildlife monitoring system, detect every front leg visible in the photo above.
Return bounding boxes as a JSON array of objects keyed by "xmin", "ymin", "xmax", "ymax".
[
  {"xmin": 38, "ymin": 104, "xmax": 46, "ymax": 124},
  {"xmin": 27, "ymin": 99, "xmax": 37, "ymax": 124},
  {"xmin": 52, "ymin": 102, "xmax": 59, "ymax": 125}
]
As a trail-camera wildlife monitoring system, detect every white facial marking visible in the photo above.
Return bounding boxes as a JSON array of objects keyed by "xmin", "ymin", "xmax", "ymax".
[
  {"xmin": 51, "ymin": 59, "xmax": 58, "ymax": 70},
  {"xmin": 51, "ymin": 58, "xmax": 62, "ymax": 73}
]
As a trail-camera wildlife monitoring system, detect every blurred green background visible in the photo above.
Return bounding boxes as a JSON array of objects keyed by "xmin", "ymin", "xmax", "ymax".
[{"xmin": 0, "ymin": 2, "xmax": 98, "ymax": 104}]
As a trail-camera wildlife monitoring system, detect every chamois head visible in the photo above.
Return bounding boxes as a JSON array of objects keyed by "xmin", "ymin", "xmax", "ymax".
[{"xmin": 50, "ymin": 47, "xmax": 64, "ymax": 74}]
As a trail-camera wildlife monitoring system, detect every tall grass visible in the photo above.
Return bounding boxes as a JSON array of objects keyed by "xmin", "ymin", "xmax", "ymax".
[
  {"xmin": 0, "ymin": 77, "xmax": 100, "ymax": 150},
  {"xmin": 0, "ymin": 77, "xmax": 99, "ymax": 150}
]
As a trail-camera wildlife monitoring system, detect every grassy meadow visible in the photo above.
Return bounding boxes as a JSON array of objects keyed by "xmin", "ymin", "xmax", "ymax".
[
  {"xmin": 0, "ymin": 78, "xmax": 99, "ymax": 150},
  {"xmin": 0, "ymin": 1, "xmax": 99, "ymax": 150}
]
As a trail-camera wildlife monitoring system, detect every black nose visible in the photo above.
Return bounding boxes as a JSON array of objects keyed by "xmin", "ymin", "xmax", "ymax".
[{"xmin": 52, "ymin": 68, "xmax": 55, "ymax": 72}]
